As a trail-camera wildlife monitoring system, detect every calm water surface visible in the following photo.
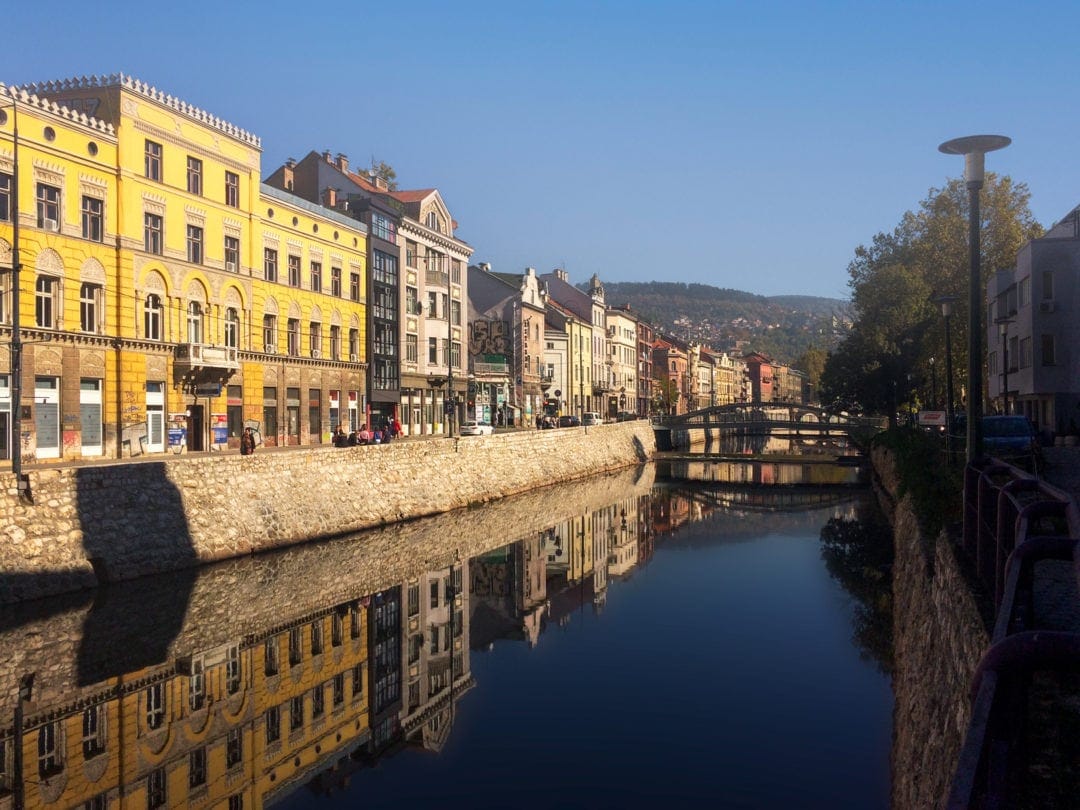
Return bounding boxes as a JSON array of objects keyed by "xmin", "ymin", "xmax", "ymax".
[{"xmin": 1, "ymin": 459, "xmax": 891, "ymax": 810}]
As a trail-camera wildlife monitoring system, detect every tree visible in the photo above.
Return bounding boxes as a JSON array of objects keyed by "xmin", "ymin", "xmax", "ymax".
[
  {"xmin": 653, "ymin": 377, "xmax": 680, "ymax": 415},
  {"xmin": 793, "ymin": 345, "xmax": 828, "ymax": 390},
  {"xmin": 370, "ymin": 158, "xmax": 398, "ymax": 191},
  {"xmin": 823, "ymin": 174, "xmax": 1043, "ymax": 417}
]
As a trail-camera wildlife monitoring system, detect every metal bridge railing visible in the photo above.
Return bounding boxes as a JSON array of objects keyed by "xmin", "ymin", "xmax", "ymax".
[{"xmin": 949, "ymin": 458, "xmax": 1080, "ymax": 809}]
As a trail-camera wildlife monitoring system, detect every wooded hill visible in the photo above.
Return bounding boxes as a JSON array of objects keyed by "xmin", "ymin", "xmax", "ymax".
[{"xmin": 589, "ymin": 281, "xmax": 850, "ymax": 364}]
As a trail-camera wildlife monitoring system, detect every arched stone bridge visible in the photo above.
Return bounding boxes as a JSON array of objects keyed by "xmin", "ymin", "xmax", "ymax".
[{"xmin": 652, "ymin": 402, "xmax": 885, "ymax": 448}]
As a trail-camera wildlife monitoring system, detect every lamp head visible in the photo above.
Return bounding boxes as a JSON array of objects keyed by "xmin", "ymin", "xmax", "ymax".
[{"xmin": 939, "ymin": 135, "xmax": 1010, "ymax": 184}]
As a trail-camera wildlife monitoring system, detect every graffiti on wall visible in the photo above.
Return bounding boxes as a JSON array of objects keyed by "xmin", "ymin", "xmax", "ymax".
[{"xmin": 469, "ymin": 320, "xmax": 509, "ymax": 355}]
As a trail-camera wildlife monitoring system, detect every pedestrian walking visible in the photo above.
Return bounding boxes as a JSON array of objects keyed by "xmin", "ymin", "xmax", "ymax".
[{"xmin": 241, "ymin": 427, "xmax": 257, "ymax": 455}]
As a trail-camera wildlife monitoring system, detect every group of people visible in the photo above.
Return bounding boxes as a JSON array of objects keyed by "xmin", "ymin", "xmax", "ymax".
[{"xmin": 333, "ymin": 419, "xmax": 402, "ymax": 447}]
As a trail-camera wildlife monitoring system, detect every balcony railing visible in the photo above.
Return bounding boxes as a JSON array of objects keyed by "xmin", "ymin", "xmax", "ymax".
[
  {"xmin": 425, "ymin": 269, "xmax": 450, "ymax": 287},
  {"xmin": 174, "ymin": 343, "xmax": 240, "ymax": 372}
]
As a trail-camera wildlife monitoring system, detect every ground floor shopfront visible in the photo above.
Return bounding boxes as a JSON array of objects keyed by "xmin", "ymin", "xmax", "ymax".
[{"xmin": 0, "ymin": 338, "xmax": 372, "ymax": 462}]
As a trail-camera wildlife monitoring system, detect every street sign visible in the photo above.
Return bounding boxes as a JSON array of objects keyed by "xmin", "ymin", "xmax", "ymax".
[{"xmin": 195, "ymin": 383, "xmax": 222, "ymax": 397}]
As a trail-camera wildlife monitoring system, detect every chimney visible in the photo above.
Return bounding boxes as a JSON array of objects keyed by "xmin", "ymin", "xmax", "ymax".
[
  {"xmin": 335, "ymin": 153, "xmax": 348, "ymax": 173},
  {"xmin": 554, "ymin": 268, "xmax": 568, "ymax": 282},
  {"xmin": 282, "ymin": 159, "xmax": 295, "ymax": 191},
  {"xmin": 370, "ymin": 172, "xmax": 387, "ymax": 191},
  {"xmin": 323, "ymin": 187, "xmax": 337, "ymax": 208},
  {"xmin": 322, "ymin": 150, "xmax": 333, "ymax": 164}
]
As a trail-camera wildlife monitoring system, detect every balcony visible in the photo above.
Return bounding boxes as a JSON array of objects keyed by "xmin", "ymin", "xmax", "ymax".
[
  {"xmin": 425, "ymin": 269, "xmax": 450, "ymax": 288},
  {"xmin": 174, "ymin": 343, "xmax": 240, "ymax": 374}
]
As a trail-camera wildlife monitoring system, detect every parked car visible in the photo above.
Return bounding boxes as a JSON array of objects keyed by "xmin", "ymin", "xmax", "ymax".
[
  {"xmin": 582, "ymin": 412, "xmax": 602, "ymax": 426},
  {"xmin": 557, "ymin": 415, "xmax": 581, "ymax": 428},
  {"xmin": 460, "ymin": 420, "xmax": 494, "ymax": 436},
  {"xmin": 615, "ymin": 411, "xmax": 638, "ymax": 422},
  {"xmin": 981, "ymin": 415, "xmax": 1042, "ymax": 470}
]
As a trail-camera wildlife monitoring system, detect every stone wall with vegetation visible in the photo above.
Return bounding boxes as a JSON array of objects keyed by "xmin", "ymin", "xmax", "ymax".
[
  {"xmin": 872, "ymin": 445, "xmax": 989, "ymax": 810},
  {"xmin": 0, "ymin": 422, "xmax": 655, "ymax": 604}
]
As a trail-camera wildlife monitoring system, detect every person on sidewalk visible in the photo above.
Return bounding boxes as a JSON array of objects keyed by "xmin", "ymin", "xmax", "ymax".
[{"xmin": 240, "ymin": 427, "xmax": 257, "ymax": 455}]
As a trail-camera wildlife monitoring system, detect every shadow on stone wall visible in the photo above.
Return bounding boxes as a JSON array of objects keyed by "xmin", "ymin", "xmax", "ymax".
[{"xmin": 74, "ymin": 463, "xmax": 197, "ymax": 685}]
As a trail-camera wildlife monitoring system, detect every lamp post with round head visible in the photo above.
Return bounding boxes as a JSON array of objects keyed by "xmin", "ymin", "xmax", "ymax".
[{"xmin": 938, "ymin": 134, "xmax": 1011, "ymax": 462}]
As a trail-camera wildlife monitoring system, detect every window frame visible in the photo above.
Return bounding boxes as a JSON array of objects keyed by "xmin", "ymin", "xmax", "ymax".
[
  {"xmin": 36, "ymin": 182, "xmax": 60, "ymax": 230},
  {"xmin": 187, "ymin": 156, "xmax": 203, "ymax": 195},
  {"xmin": 225, "ymin": 171, "xmax": 240, "ymax": 208},
  {"xmin": 81, "ymin": 195, "xmax": 104, "ymax": 242},
  {"xmin": 145, "ymin": 140, "xmax": 163, "ymax": 181}
]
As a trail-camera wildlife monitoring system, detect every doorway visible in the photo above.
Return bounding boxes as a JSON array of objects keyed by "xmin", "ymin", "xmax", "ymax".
[{"xmin": 188, "ymin": 404, "xmax": 205, "ymax": 452}]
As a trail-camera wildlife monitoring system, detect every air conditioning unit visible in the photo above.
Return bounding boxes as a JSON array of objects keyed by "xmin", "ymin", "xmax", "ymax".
[
  {"xmin": 264, "ymin": 344, "xmax": 276, "ymax": 354},
  {"xmin": 349, "ymin": 353, "xmax": 359, "ymax": 362},
  {"xmin": 1039, "ymin": 301, "xmax": 1056, "ymax": 313},
  {"xmin": 43, "ymin": 218, "xmax": 58, "ymax": 231},
  {"xmin": 225, "ymin": 261, "xmax": 237, "ymax": 272},
  {"xmin": 311, "ymin": 349, "xmax": 321, "ymax": 359}
]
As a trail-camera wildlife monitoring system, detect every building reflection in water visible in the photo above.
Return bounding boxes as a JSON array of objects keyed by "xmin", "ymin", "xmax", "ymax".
[{"xmin": 0, "ymin": 460, "xmax": 862, "ymax": 810}]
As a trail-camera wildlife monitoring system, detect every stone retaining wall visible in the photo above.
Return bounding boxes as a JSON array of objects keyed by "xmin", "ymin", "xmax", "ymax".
[
  {"xmin": 872, "ymin": 445, "xmax": 989, "ymax": 810},
  {"xmin": 0, "ymin": 422, "xmax": 656, "ymax": 604}
]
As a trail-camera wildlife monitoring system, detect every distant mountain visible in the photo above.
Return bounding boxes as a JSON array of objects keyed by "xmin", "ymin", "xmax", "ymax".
[{"xmin": 582, "ymin": 281, "xmax": 851, "ymax": 364}]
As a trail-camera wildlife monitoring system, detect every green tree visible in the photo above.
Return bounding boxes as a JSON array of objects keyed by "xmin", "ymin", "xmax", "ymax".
[
  {"xmin": 653, "ymin": 377, "xmax": 680, "ymax": 414},
  {"xmin": 793, "ymin": 345, "xmax": 828, "ymax": 389},
  {"xmin": 823, "ymin": 174, "xmax": 1043, "ymax": 417},
  {"xmin": 370, "ymin": 158, "xmax": 398, "ymax": 191}
]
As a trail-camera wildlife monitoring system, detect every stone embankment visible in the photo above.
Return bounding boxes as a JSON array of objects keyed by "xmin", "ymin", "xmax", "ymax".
[
  {"xmin": 871, "ymin": 445, "xmax": 989, "ymax": 810},
  {"xmin": 0, "ymin": 422, "xmax": 656, "ymax": 605}
]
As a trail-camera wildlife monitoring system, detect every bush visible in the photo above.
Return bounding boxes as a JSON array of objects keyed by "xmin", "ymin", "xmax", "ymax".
[{"xmin": 872, "ymin": 427, "xmax": 962, "ymax": 538}]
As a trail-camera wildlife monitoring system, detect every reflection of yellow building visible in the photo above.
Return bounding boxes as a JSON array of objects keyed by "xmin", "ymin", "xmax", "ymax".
[
  {"xmin": 1, "ymin": 75, "xmax": 368, "ymax": 461},
  {"xmin": 5, "ymin": 599, "xmax": 369, "ymax": 810}
]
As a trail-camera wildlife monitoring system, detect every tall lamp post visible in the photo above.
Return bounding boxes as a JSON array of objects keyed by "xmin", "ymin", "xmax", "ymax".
[
  {"xmin": 3, "ymin": 87, "xmax": 27, "ymax": 497},
  {"xmin": 995, "ymin": 316, "xmax": 1014, "ymax": 414},
  {"xmin": 939, "ymin": 134, "xmax": 1011, "ymax": 463},
  {"xmin": 935, "ymin": 295, "xmax": 959, "ymax": 462}
]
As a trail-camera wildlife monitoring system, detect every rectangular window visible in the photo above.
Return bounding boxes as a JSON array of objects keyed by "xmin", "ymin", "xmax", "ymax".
[
  {"xmin": 331, "ymin": 266, "xmax": 342, "ymax": 297},
  {"xmin": 309, "ymin": 322, "xmax": 321, "ymax": 358},
  {"xmin": 352, "ymin": 664, "xmax": 364, "ymax": 700},
  {"xmin": 224, "ymin": 236, "xmax": 240, "ymax": 272},
  {"xmin": 311, "ymin": 620, "xmax": 323, "ymax": 655},
  {"xmin": 311, "ymin": 684, "xmax": 324, "ymax": 719},
  {"xmin": 408, "ymin": 583, "xmax": 420, "ymax": 616},
  {"xmin": 310, "ymin": 261, "xmax": 322, "ymax": 293},
  {"xmin": 264, "ymin": 248, "xmax": 278, "ymax": 282},
  {"xmin": 290, "ymin": 695, "xmax": 304, "ymax": 731},
  {"xmin": 37, "ymin": 722, "xmax": 62, "ymax": 777},
  {"xmin": 189, "ymin": 747, "xmax": 207, "ymax": 788},
  {"xmin": 186, "ymin": 225, "xmax": 203, "ymax": 264},
  {"xmin": 406, "ymin": 286, "xmax": 418, "ymax": 316},
  {"xmin": 147, "ymin": 767, "xmax": 166, "ymax": 809},
  {"xmin": 350, "ymin": 272, "xmax": 360, "ymax": 302},
  {"xmin": 430, "ymin": 580, "xmax": 439, "ymax": 609},
  {"xmin": 373, "ymin": 250, "xmax": 398, "ymax": 284},
  {"xmin": 80, "ymin": 283, "xmax": 101, "ymax": 333},
  {"xmin": 289, "ymin": 626, "xmax": 302, "ymax": 666},
  {"xmin": 451, "ymin": 259, "xmax": 462, "ymax": 284},
  {"xmin": 264, "ymin": 638, "xmax": 279, "ymax": 675},
  {"xmin": 350, "ymin": 602, "xmax": 362, "ymax": 639},
  {"xmin": 1041, "ymin": 334, "xmax": 1056, "ymax": 366},
  {"xmin": 146, "ymin": 683, "xmax": 165, "ymax": 730},
  {"xmin": 451, "ymin": 299, "xmax": 461, "ymax": 326},
  {"xmin": 1042, "ymin": 270, "xmax": 1054, "ymax": 300},
  {"xmin": 349, "ymin": 328, "xmax": 359, "ymax": 361},
  {"xmin": 229, "ymin": 794, "xmax": 243, "ymax": 810},
  {"xmin": 81, "ymin": 196, "xmax": 103, "ymax": 241},
  {"xmin": 287, "ymin": 319, "xmax": 300, "ymax": 356},
  {"xmin": 331, "ymin": 613, "xmax": 344, "ymax": 647},
  {"xmin": 265, "ymin": 705, "xmax": 281, "ymax": 744},
  {"xmin": 144, "ymin": 212, "xmax": 163, "ymax": 254},
  {"xmin": 225, "ymin": 728, "xmax": 242, "ymax": 769},
  {"xmin": 145, "ymin": 140, "xmax": 162, "ymax": 181},
  {"xmin": 187, "ymin": 156, "xmax": 203, "ymax": 195},
  {"xmin": 1020, "ymin": 336, "xmax": 1032, "ymax": 369},
  {"xmin": 36, "ymin": 275, "xmax": 57, "ymax": 329},
  {"xmin": 428, "ymin": 337, "xmax": 438, "ymax": 364},
  {"xmin": 427, "ymin": 291, "xmax": 438, "ymax": 318},
  {"xmin": 225, "ymin": 645, "xmax": 241, "ymax": 694},
  {"xmin": 406, "ymin": 240, "xmax": 417, "ymax": 267},
  {"xmin": 225, "ymin": 171, "xmax": 240, "ymax": 207},
  {"xmin": 372, "ymin": 213, "xmax": 396, "ymax": 242},
  {"xmin": 409, "ymin": 633, "xmax": 421, "ymax": 664},
  {"xmin": 288, "ymin": 255, "xmax": 300, "ymax": 287},
  {"xmin": 189, "ymin": 658, "xmax": 205, "ymax": 711},
  {"xmin": 406, "ymin": 334, "xmax": 418, "ymax": 363},
  {"xmin": 263, "ymin": 315, "xmax": 276, "ymax": 353},
  {"xmin": 36, "ymin": 183, "xmax": 60, "ymax": 230},
  {"xmin": 333, "ymin": 673, "xmax": 345, "ymax": 708},
  {"xmin": 0, "ymin": 172, "xmax": 10, "ymax": 221},
  {"xmin": 330, "ymin": 325, "xmax": 341, "ymax": 361},
  {"xmin": 82, "ymin": 704, "xmax": 106, "ymax": 759}
]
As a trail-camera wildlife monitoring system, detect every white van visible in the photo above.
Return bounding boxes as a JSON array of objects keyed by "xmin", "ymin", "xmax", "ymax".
[{"xmin": 582, "ymin": 412, "xmax": 601, "ymax": 426}]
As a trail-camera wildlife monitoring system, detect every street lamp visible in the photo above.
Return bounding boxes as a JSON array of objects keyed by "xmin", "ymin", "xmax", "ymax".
[
  {"xmin": 930, "ymin": 356, "xmax": 937, "ymax": 409},
  {"xmin": 2, "ymin": 87, "xmax": 28, "ymax": 497},
  {"xmin": 995, "ymin": 316, "xmax": 1014, "ymax": 414},
  {"xmin": 935, "ymin": 294, "xmax": 959, "ymax": 462},
  {"xmin": 939, "ymin": 134, "xmax": 1011, "ymax": 462}
]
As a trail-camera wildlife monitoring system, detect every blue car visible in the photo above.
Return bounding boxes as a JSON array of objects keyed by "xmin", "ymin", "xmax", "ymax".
[{"xmin": 981, "ymin": 415, "xmax": 1042, "ymax": 470}]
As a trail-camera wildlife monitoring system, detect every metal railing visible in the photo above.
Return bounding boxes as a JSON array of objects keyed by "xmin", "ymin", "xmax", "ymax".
[{"xmin": 949, "ymin": 457, "xmax": 1080, "ymax": 808}]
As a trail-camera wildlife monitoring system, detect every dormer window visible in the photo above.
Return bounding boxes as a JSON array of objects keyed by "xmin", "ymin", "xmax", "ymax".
[{"xmin": 426, "ymin": 211, "xmax": 440, "ymax": 232}]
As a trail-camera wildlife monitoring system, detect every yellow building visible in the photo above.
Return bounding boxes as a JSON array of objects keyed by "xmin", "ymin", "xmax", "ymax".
[{"xmin": 0, "ymin": 74, "xmax": 368, "ymax": 461}]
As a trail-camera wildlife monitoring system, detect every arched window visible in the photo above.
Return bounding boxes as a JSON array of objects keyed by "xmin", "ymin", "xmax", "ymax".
[
  {"xmin": 144, "ymin": 294, "xmax": 163, "ymax": 341},
  {"xmin": 187, "ymin": 301, "xmax": 204, "ymax": 344},
  {"xmin": 224, "ymin": 307, "xmax": 239, "ymax": 349}
]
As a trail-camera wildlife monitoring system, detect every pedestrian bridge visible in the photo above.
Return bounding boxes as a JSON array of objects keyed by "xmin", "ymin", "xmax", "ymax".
[{"xmin": 652, "ymin": 402, "xmax": 885, "ymax": 450}]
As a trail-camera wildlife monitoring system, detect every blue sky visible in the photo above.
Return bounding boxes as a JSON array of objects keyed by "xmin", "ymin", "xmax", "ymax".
[{"xmin": 7, "ymin": 1, "xmax": 1078, "ymax": 299}]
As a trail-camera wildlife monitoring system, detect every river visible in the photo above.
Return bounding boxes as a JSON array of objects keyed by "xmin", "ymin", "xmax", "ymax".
[{"xmin": 0, "ymin": 455, "xmax": 893, "ymax": 810}]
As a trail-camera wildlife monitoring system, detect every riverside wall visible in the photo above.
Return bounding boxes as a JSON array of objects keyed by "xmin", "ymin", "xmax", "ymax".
[
  {"xmin": 0, "ymin": 422, "xmax": 656, "ymax": 605},
  {"xmin": 872, "ymin": 445, "xmax": 989, "ymax": 810}
]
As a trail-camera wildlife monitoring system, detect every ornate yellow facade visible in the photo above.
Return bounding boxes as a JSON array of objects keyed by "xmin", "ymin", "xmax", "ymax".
[{"xmin": 0, "ymin": 74, "xmax": 368, "ymax": 462}]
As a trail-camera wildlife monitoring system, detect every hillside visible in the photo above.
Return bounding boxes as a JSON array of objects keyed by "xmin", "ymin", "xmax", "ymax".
[{"xmin": 590, "ymin": 281, "xmax": 850, "ymax": 364}]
